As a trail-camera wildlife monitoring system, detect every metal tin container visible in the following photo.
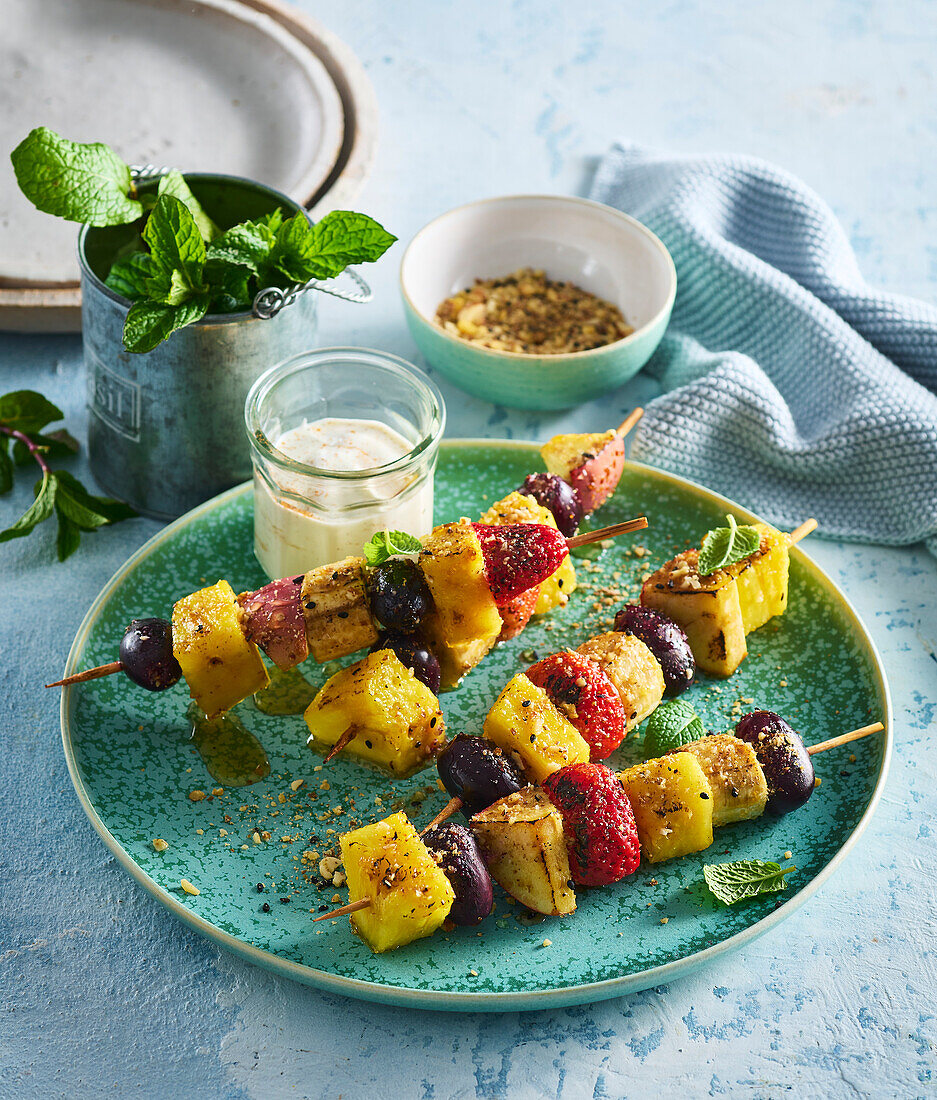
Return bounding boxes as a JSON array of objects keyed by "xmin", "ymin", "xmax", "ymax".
[{"xmin": 78, "ymin": 174, "xmax": 318, "ymax": 520}]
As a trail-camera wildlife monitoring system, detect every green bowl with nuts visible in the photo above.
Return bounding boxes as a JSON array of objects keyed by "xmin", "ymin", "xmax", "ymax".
[{"xmin": 400, "ymin": 195, "xmax": 676, "ymax": 410}]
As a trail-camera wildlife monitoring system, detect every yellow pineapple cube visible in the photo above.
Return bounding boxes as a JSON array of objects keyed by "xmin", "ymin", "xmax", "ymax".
[
  {"xmin": 577, "ymin": 632, "xmax": 665, "ymax": 733},
  {"xmin": 641, "ymin": 550, "xmax": 748, "ymax": 677},
  {"xmin": 301, "ymin": 557, "xmax": 378, "ymax": 662},
  {"xmin": 483, "ymin": 673, "xmax": 590, "ymax": 783},
  {"xmin": 340, "ymin": 812, "xmax": 455, "ymax": 952},
  {"xmin": 172, "ymin": 579, "xmax": 269, "ymax": 717},
  {"xmin": 419, "ymin": 522, "xmax": 502, "ymax": 687},
  {"xmin": 479, "ymin": 491, "xmax": 577, "ymax": 614},
  {"xmin": 619, "ymin": 752, "xmax": 714, "ymax": 863},
  {"xmin": 725, "ymin": 524, "xmax": 790, "ymax": 634},
  {"xmin": 304, "ymin": 650, "xmax": 445, "ymax": 776},
  {"xmin": 471, "ymin": 788, "xmax": 576, "ymax": 916},
  {"xmin": 674, "ymin": 734, "xmax": 767, "ymax": 827}
]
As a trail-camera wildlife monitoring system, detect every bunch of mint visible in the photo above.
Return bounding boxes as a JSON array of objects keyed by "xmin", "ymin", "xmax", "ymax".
[
  {"xmin": 11, "ymin": 128, "xmax": 396, "ymax": 354},
  {"xmin": 1, "ymin": 391, "xmax": 136, "ymax": 560}
]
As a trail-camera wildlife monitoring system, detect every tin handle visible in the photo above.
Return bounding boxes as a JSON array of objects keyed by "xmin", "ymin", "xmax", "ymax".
[{"xmin": 252, "ymin": 269, "xmax": 373, "ymax": 319}]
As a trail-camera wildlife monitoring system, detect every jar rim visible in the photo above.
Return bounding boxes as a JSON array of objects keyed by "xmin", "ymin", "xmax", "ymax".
[{"xmin": 244, "ymin": 347, "xmax": 446, "ymax": 481}]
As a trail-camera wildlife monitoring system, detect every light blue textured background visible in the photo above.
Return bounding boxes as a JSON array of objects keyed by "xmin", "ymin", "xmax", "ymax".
[{"xmin": 2, "ymin": 2, "xmax": 936, "ymax": 1098}]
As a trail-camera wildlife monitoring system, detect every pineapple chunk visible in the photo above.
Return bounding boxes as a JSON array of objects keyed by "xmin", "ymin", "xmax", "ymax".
[
  {"xmin": 674, "ymin": 734, "xmax": 767, "ymax": 827},
  {"xmin": 471, "ymin": 788, "xmax": 576, "ymax": 916},
  {"xmin": 725, "ymin": 524, "xmax": 790, "ymax": 634},
  {"xmin": 641, "ymin": 549, "xmax": 747, "ymax": 677},
  {"xmin": 619, "ymin": 753, "xmax": 714, "ymax": 863},
  {"xmin": 479, "ymin": 491, "xmax": 577, "ymax": 614},
  {"xmin": 341, "ymin": 812, "xmax": 455, "ymax": 952},
  {"xmin": 304, "ymin": 650, "xmax": 445, "ymax": 776},
  {"xmin": 300, "ymin": 557, "xmax": 378, "ymax": 662},
  {"xmin": 576, "ymin": 632, "xmax": 665, "ymax": 733},
  {"xmin": 419, "ymin": 522, "xmax": 502, "ymax": 687},
  {"xmin": 483, "ymin": 673, "xmax": 590, "ymax": 782},
  {"xmin": 172, "ymin": 579, "xmax": 269, "ymax": 717}
]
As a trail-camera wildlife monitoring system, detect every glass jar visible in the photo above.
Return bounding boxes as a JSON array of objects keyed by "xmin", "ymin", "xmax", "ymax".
[{"xmin": 245, "ymin": 347, "xmax": 446, "ymax": 578}]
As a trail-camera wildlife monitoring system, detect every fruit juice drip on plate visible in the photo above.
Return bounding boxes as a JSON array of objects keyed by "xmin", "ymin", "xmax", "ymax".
[{"xmin": 254, "ymin": 417, "xmax": 434, "ymax": 577}]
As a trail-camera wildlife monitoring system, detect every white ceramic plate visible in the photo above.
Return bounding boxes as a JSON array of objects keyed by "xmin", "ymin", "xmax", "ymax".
[{"xmin": 0, "ymin": 0, "xmax": 345, "ymax": 285}]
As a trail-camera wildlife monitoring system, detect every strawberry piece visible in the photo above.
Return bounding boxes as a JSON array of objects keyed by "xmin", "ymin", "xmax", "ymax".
[
  {"xmin": 237, "ymin": 576, "xmax": 309, "ymax": 670},
  {"xmin": 471, "ymin": 522, "xmax": 567, "ymax": 605},
  {"xmin": 496, "ymin": 585, "xmax": 540, "ymax": 641},
  {"xmin": 526, "ymin": 651, "xmax": 626, "ymax": 759},
  {"xmin": 543, "ymin": 763, "xmax": 640, "ymax": 886}
]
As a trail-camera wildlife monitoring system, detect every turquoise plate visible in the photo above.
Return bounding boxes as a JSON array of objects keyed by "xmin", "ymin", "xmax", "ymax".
[{"xmin": 61, "ymin": 441, "xmax": 891, "ymax": 1011}]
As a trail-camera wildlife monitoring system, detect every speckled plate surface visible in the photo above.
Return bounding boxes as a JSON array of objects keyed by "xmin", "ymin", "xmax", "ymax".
[{"xmin": 61, "ymin": 441, "xmax": 891, "ymax": 1011}]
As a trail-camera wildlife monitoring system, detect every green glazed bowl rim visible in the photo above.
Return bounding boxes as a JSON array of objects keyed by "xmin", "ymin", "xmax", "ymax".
[
  {"xmin": 399, "ymin": 194, "xmax": 677, "ymax": 363},
  {"xmin": 60, "ymin": 440, "xmax": 891, "ymax": 1012}
]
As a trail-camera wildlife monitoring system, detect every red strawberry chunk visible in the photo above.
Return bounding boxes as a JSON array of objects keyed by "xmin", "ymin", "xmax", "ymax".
[
  {"xmin": 527, "ymin": 651, "xmax": 626, "ymax": 759},
  {"xmin": 497, "ymin": 585, "xmax": 540, "ymax": 641},
  {"xmin": 543, "ymin": 763, "xmax": 640, "ymax": 886},
  {"xmin": 471, "ymin": 522, "xmax": 567, "ymax": 605},
  {"xmin": 237, "ymin": 576, "xmax": 308, "ymax": 670}
]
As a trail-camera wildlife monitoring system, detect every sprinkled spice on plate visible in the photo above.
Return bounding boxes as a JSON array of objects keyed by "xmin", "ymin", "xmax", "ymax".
[{"xmin": 435, "ymin": 268, "xmax": 633, "ymax": 354}]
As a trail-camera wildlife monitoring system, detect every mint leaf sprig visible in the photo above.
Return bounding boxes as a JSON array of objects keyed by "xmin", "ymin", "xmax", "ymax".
[
  {"xmin": 643, "ymin": 698, "xmax": 704, "ymax": 756},
  {"xmin": 0, "ymin": 390, "xmax": 136, "ymax": 561},
  {"xmin": 697, "ymin": 514, "xmax": 761, "ymax": 576},
  {"xmin": 363, "ymin": 530, "xmax": 423, "ymax": 567},
  {"xmin": 703, "ymin": 859, "xmax": 796, "ymax": 906},
  {"xmin": 11, "ymin": 128, "xmax": 397, "ymax": 353}
]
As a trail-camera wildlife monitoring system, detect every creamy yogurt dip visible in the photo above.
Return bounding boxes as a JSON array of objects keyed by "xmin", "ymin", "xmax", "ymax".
[{"xmin": 253, "ymin": 416, "xmax": 434, "ymax": 578}]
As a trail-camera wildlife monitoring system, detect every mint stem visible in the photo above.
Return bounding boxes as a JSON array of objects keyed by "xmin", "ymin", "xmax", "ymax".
[{"xmin": 0, "ymin": 426, "xmax": 50, "ymax": 475}]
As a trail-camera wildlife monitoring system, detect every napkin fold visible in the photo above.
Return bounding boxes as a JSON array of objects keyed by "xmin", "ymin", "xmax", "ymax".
[{"xmin": 590, "ymin": 144, "xmax": 937, "ymax": 556}]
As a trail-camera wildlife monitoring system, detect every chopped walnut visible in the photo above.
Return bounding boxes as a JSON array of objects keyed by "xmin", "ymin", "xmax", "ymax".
[{"xmin": 435, "ymin": 268, "xmax": 633, "ymax": 355}]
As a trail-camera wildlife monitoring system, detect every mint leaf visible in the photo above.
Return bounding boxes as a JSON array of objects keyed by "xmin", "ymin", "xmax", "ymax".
[
  {"xmin": 54, "ymin": 507, "xmax": 81, "ymax": 561},
  {"xmin": 54, "ymin": 470, "xmax": 136, "ymax": 527},
  {"xmin": 0, "ymin": 438, "xmax": 12, "ymax": 495},
  {"xmin": 122, "ymin": 296, "xmax": 210, "ymax": 354},
  {"xmin": 363, "ymin": 529, "xmax": 423, "ymax": 567},
  {"xmin": 0, "ymin": 470, "xmax": 56, "ymax": 545},
  {"xmin": 703, "ymin": 860, "xmax": 795, "ymax": 906},
  {"xmin": 157, "ymin": 171, "xmax": 220, "ymax": 243},
  {"xmin": 10, "ymin": 127, "xmax": 142, "ymax": 226},
  {"xmin": 698, "ymin": 514, "xmax": 761, "ymax": 576},
  {"xmin": 105, "ymin": 253, "xmax": 154, "ymax": 300},
  {"xmin": 205, "ymin": 258, "xmax": 253, "ymax": 313},
  {"xmin": 142, "ymin": 193, "xmax": 207, "ymax": 296},
  {"xmin": 12, "ymin": 428, "xmax": 79, "ymax": 467},
  {"xmin": 644, "ymin": 698, "xmax": 704, "ymax": 756},
  {"xmin": 0, "ymin": 390, "xmax": 62, "ymax": 434},
  {"xmin": 207, "ymin": 210, "xmax": 283, "ymax": 274},
  {"xmin": 305, "ymin": 211, "xmax": 397, "ymax": 277},
  {"xmin": 267, "ymin": 210, "xmax": 396, "ymax": 284}
]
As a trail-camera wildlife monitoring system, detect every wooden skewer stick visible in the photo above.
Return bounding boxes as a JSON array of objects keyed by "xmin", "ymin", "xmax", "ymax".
[
  {"xmin": 615, "ymin": 407, "xmax": 644, "ymax": 438},
  {"xmin": 313, "ymin": 897, "xmax": 370, "ymax": 922},
  {"xmin": 807, "ymin": 721, "xmax": 884, "ymax": 756},
  {"xmin": 46, "ymin": 661, "xmax": 123, "ymax": 688},
  {"xmin": 315, "ymin": 718, "xmax": 886, "ymax": 923},
  {"xmin": 789, "ymin": 518, "xmax": 818, "ymax": 545},
  {"xmin": 419, "ymin": 797, "xmax": 463, "ymax": 836},
  {"xmin": 565, "ymin": 516, "xmax": 648, "ymax": 549},
  {"xmin": 324, "ymin": 727, "xmax": 356, "ymax": 763}
]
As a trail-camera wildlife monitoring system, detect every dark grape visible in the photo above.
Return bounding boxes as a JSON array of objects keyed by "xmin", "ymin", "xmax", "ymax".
[
  {"xmin": 519, "ymin": 472, "xmax": 583, "ymax": 537},
  {"xmin": 422, "ymin": 822, "xmax": 493, "ymax": 926},
  {"xmin": 119, "ymin": 618, "xmax": 182, "ymax": 691},
  {"xmin": 437, "ymin": 733, "xmax": 524, "ymax": 815},
  {"xmin": 614, "ymin": 604, "xmax": 695, "ymax": 697},
  {"xmin": 372, "ymin": 633, "xmax": 441, "ymax": 694},
  {"xmin": 735, "ymin": 710, "xmax": 815, "ymax": 816},
  {"xmin": 367, "ymin": 558, "xmax": 433, "ymax": 634}
]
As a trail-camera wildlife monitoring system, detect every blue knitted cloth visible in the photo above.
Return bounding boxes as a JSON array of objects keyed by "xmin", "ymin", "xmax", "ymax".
[{"xmin": 591, "ymin": 144, "xmax": 937, "ymax": 556}]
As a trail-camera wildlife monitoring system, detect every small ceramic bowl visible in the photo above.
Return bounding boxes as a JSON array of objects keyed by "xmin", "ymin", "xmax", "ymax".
[{"xmin": 400, "ymin": 195, "xmax": 676, "ymax": 410}]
